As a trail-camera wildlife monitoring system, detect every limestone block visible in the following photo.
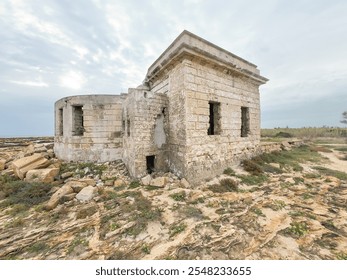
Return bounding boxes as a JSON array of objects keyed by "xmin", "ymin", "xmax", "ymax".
[
  {"xmin": 59, "ymin": 193, "xmax": 76, "ymax": 203},
  {"xmin": 44, "ymin": 184, "xmax": 74, "ymax": 210},
  {"xmin": 114, "ymin": 179, "xmax": 125, "ymax": 187},
  {"xmin": 76, "ymin": 186, "xmax": 96, "ymax": 202},
  {"xmin": 78, "ymin": 178, "xmax": 96, "ymax": 187},
  {"xmin": 11, "ymin": 154, "xmax": 50, "ymax": 179},
  {"xmin": 141, "ymin": 174, "xmax": 152, "ymax": 185},
  {"xmin": 34, "ymin": 144, "xmax": 47, "ymax": 153},
  {"xmin": 149, "ymin": 177, "xmax": 168, "ymax": 187},
  {"xmin": 180, "ymin": 178, "xmax": 190, "ymax": 188},
  {"xmin": 64, "ymin": 180, "xmax": 88, "ymax": 193},
  {"xmin": 0, "ymin": 159, "xmax": 6, "ymax": 171},
  {"xmin": 61, "ymin": 171, "xmax": 74, "ymax": 179},
  {"xmin": 25, "ymin": 168, "xmax": 59, "ymax": 183}
]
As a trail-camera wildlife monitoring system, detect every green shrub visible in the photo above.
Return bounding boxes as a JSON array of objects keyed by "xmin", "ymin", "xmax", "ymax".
[
  {"xmin": 169, "ymin": 191, "xmax": 186, "ymax": 201},
  {"xmin": 223, "ymin": 167, "xmax": 235, "ymax": 176},
  {"xmin": 208, "ymin": 178, "xmax": 238, "ymax": 193},
  {"xmin": 241, "ymin": 159, "xmax": 263, "ymax": 175}
]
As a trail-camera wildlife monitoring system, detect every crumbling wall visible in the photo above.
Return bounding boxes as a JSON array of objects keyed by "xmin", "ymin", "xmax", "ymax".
[
  {"xmin": 122, "ymin": 87, "xmax": 169, "ymax": 178},
  {"xmin": 54, "ymin": 95, "xmax": 124, "ymax": 162}
]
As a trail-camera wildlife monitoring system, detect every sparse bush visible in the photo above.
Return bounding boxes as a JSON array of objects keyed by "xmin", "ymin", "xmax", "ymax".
[
  {"xmin": 169, "ymin": 223, "xmax": 186, "ymax": 237},
  {"xmin": 208, "ymin": 178, "xmax": 238, "ymax": 193},
  {"xmin": 238, "ymin": 174, "xmax": 268, "ymax": 186},
  {"xmin": 275, "ymin": 131, "xmax": 293, "ymax": 138},
  {"xmin": 223, "ymin": 167, "xmax": 235, "ymax": 176},
  {"xmin": 284, "ymin": 222, "xmax": 309, "ymax": 238},
  {"xmin": 251, "ymin": 207, "xmax": 265, "ymax": 216},
  {"xmin": 313, "ymin": 166, "xmax": 347, "ymax": 180},
  {"xmin": 141, "ymin": 244, "xmax": 151, "ymax": 254},
  {"xmin": 129, "ymin": 181, "xmax": 140, "ymax": 189},
  {"xmin": 76, "ymin": 205, "xmax": 97, "ymax": 219},
  {"xmin": 169, "ymin": 191, "xmax": 186, "ymax": 201},
  {"xmin": 0, "ymin": 180, "xmax": 53, "ymax": 209},
  {"xmin": 180, "ymin": 205, "xmax": 204, "ymax": 219},
  {"xmin": 241, "ymin": 159, "xmax": 263, "ymax": 175}
]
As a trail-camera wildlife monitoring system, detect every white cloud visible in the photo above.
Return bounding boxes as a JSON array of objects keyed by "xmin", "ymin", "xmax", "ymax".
[
  {"xmin": 10, "ymin": 79, "xmax": 49, "ymax": 87},
  {"xmin": 60, "ymin": 71, "xmax": 86, "ymax": 90},
  {"xmin": 9, "ymin": 0, "xmax": 89, "ymax": 60}
]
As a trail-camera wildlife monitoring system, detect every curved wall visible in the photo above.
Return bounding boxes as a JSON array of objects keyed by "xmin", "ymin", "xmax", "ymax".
[{"xmin": 54, "ymin": 95, "xmax": 124, "ymax": 162}]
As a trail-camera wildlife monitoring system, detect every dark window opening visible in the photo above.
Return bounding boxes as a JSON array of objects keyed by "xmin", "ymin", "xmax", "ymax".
[
  {"xmin": 122, "ymin": 119, "xmax": 125, "ymax": 135},
  {"xmin": 162, "ymin": 107, "xmax": 167, "ymax": 116},
  {"xmin": 241, "ymin": 107, "xmax": 250, "ymax": 137},
  {"xmin": 127, "ymin": 119, "xmax": 130, "ymax": 137},
  {"xmin": 72, "ymin": 105, "xmax": 84, "ymax": 136},
  {"xmin": 146, "ymin": 155, "xmax": 155, "ymax": 174},
  {"xmin": 208, "ymin": 102, "xmax": 221, "ymax": 135},
  {"xmin": 58, "ymin": 108, "xmax": 63, "ymax": 136}
]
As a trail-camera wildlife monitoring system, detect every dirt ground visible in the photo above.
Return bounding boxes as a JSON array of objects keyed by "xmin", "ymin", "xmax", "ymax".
[{"xmin": 0, "ymin": 139, "xmax": 346, "ymax": 260}]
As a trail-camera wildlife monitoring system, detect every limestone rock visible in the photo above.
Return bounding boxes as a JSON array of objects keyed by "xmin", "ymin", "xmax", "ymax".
[
  {"xmin": 0, "ymin": 159, "xmax": 6, "ymax": 171},
  {"xmin": 59, "ymin": 193, "xmax": 76, "ymax": 203},
  {"xmin": 64, "ymin": 180, "xmax": 88, "ymax": 193},
  {"xmin": 25, "ymin": 168, "xmax": 59, "ymax": 183},
  {"xmin": 44, "ymin": 184, "xmax": 74, "ymax": 210},
  {"xmin": 181, "ymin": 178, "xmax": 190, "ymax": 188},
  {"xmin": 76, "ymin": 186, "xmax": 96, "ymax": 202},
  {"xmin": 34, "ymin": 143, "xmax": 47, "ymax": 153},
  {"xmin": 141, "ymin": 174, "xmax": 152, "ymax": 185},
  {"xmin": 61, "ymin": 171, "xmax": 74, "ymax": 179},
  {"xmin": 104, "ymin": 179, "xmax": 114, "ymax": 186},
  {"xmin": 149, "ymin": 177, "xmax": 167, "ymax": 187},
  {"xmin": 114, "ymin": 179, "xmax": 125, "ymax": 187},
  {"xmin": 79, "ymin": 178, "xmax": 96, "ymax": 187},
  {"xmin": 11, "ymin": 154, "xmax": 50, "ymax": 179}
]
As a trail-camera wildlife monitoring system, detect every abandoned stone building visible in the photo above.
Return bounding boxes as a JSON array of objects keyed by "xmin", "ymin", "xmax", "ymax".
[{"xmin": 54, "ymin": 30, "xmax": 268, "ymax": 183}]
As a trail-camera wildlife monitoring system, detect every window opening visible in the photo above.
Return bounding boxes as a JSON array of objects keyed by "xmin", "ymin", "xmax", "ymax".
[
  {"xmin": 58, "ymin": 108, "xmax": 63, "ymax": 136},
  {"xmin": 208, "ymin": 102, "xmax": 221, "ymax": 135},
  {"xmin": 241, "ymin": 107, "xmax": 250, "ymax": 137},
  {"xmin": 72, "ymin": 105, "xmax": 84, "ymax": 136}
]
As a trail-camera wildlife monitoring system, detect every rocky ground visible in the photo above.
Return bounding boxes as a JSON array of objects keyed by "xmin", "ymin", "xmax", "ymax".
[{"xmin": 0, "ymin": 137, "xmax": 347, "ymax": 260}]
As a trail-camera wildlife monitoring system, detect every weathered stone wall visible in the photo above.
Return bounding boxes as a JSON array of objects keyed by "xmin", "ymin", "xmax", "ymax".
[
  {"xmin": 181, "ymin": 58, "xmax": 262, "ymax": 183},
  {"xmin": 122, "ymin": 87, "xmax": 169, "ymax": 178},
  {"xmin": 54, "ymin": 95, "xmax": 124, "ymax": 162}
]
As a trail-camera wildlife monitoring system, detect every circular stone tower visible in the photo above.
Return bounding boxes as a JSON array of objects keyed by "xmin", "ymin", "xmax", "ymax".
[{"xmin": 54, "ymin": 94, "xmax": 125, "ymax": 162}]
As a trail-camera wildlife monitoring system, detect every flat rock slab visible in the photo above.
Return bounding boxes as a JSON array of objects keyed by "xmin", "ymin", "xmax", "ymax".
[
  {"xmin": 11, "ymin": 154, "xmax": 49, "ymax": 179},
  {"xmin": 44, "ymin": 184, "xmax": 74, "ymax": 210},
  {"xmin": 25, "ymin": 168, "xmax": 59, "ymax": 183},
  {"xmin": 76, "ymin": 186, "xmax": 96, "ymax": 202},
  {"xmin": 149, "ymin": 177, "xmax": 168, "ymax": 187}
]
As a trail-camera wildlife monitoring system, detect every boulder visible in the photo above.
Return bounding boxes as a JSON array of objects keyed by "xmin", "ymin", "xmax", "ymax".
[
  {"xmin": 141, "ymin": 174, "xmax": 152, "ymax": 185},
  {"xmin": 114, "ymin": 179, "xmax": 125, "ymax": 187},
  {"xmin": 25, "ymin": 168, "xmax": 59, "ymax": 183},
  {"xmin": 180, "ymin": 178, "xmax": 190, "ymax": 188},
  {"xmin": 59, "ymin": 193, "xmax": 76, "ymax": 203},
  {"xmin": 61, "ymin": 171, "xmax": 74, "ymax": 179},
  {"xmin": 78, "ymin": 178, "xmax": 96, "ymax": 187},
  {"xmin": 44, "ymin": 184, "xmax": 74, "ymax": 210},
  {"xmin": 24, "ymin": 144, "xmax": 35, "ymax": 156},
  {"xmin": 11, "ymin": 154, "xmax": 50, "ymax": 179},
  {"xmin": 0, "ymin": 159, "xmax": 6, "ymax": 171},
  {"xmin": 149, "ymin": 177, "xmax": 167, "ymax": 187},
  {"xmin": 64, "ymin": 180, "xmax": 88, "ymax": 193},
  {"xmin": 34, "ymin": 143, "xmax": 47, "ymax": 153},
  {"xmin": 76, "ymin": 186, "xmax": 96, "ymax": 202},
  {"xmin": 104, "ymin": 179, "xmax": 114, "ymax": 186}
]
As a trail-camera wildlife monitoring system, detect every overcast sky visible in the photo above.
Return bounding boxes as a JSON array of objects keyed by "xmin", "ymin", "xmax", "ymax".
[{"xmin": 1, "ymin": 0, "xmax": 347, "ymax": 137}]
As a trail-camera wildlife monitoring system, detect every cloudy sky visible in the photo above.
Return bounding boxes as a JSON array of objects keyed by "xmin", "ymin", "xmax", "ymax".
[{"xmin": 1, "ymin": 0, "xmax": 346, "ymax": 137}]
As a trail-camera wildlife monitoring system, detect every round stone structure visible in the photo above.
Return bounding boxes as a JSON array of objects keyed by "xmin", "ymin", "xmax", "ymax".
[{"xmin": 54, "ymin": 94, "xmax": 124, "ymax": 162}]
